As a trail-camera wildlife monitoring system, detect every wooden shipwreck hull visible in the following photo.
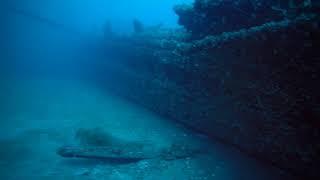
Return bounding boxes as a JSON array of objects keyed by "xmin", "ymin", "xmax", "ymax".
[{"xmin": 94, "ymin": 3, "xmax": 320, "ymax": 179}]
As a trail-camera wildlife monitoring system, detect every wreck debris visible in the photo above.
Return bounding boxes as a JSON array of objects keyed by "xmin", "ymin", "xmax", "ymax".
[
  {"xmin": 133, "ymin": 19, "xmax": 144, "ymax": 33},
  {"xmin": 58, "ymin": 128, "xmax": 207, "ymax": 163}
]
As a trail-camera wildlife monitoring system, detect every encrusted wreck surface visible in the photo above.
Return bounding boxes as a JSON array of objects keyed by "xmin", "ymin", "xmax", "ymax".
[
  {"xmin": 174, "ymin": 0, "xmax": 316, "ymax": 39},
  {"xmin": 96, "ymin": 1, "xmax": 320, "ymax": 179}
]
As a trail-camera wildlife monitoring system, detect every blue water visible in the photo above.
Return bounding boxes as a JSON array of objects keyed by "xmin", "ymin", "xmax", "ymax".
[{"xmin": 1, "ymin": 0, "xmax": 294, "ymax": 179}]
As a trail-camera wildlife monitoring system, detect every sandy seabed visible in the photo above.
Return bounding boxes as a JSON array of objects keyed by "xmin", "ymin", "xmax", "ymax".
[{"xmin": 0, "ymin": 77, "xmax": 291, "ymax": 180}]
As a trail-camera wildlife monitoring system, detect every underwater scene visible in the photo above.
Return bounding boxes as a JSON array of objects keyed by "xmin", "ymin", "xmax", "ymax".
[{"xmin": 1, "ymin": 0, "xmax": 319, "ymax": 179}]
